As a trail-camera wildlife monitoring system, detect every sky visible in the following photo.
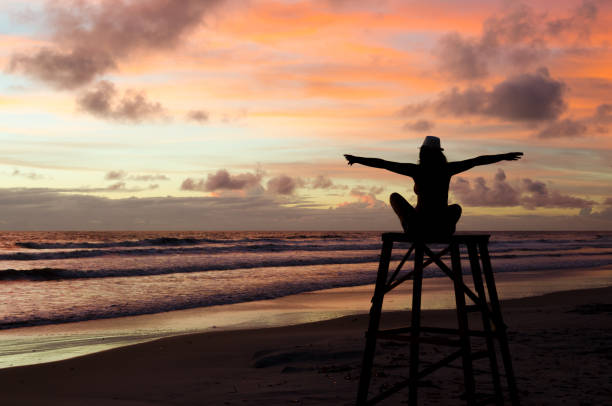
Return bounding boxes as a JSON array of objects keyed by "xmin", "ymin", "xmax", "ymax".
[{"xmin": 1, "ymin": 0, "xmax": 611, "ymax": 230}]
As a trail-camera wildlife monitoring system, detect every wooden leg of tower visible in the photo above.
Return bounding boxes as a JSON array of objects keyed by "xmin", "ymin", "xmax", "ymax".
[
  {"xmin": 468, "ymin": 242, "xmax": 503, "ymax": 405},
  {"xmin": 479, "ymin": 241, "xmax": 520, "ymax": 406},
  {"xmin": 408, "ymin": 242, "xmax": 424, "ymax": 405},
  {"xmin": 451, "ymin": 241, "xmax": 475, "ymax": 405},
  {"xmin": 357, "ymin": 239, "xmax": 393, "ymax": 405}
]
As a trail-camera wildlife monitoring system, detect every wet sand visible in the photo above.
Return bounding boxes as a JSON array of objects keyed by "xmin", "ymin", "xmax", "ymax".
[
  {"xmin": 1, "ymin": 284, "xmax": 611, "ymax": 405},
  {"xmin": 3, "ymin": 267, "xmax": 612, "ymax": 370}
]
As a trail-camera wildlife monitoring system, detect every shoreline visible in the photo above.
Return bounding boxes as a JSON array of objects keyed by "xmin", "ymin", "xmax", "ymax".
[
  {"xmin": 1, "ymin": 285, "xmax": 611, "ymax": 404},
  {"xmin": 1, "ymin": 266, "xmax": 612, "ymax": 370}
]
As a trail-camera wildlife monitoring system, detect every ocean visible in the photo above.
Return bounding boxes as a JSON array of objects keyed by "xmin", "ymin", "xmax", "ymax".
[{"xmin": 2, "ymin": 230, "xmax": 612, "ymax": 330}]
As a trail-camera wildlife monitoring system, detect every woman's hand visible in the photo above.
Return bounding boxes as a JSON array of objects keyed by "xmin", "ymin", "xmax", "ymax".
[
  {"xmin": 504, "ymin": 152, "xmax": 523, "ymax": 161},
  {"xmin": 344, "ymin": 154, "xmax": 357, "ymax": 166}
]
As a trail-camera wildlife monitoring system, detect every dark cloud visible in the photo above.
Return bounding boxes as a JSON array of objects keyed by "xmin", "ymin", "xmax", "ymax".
[
  {"xmin": 451, "ymin": 169, "xmax": 594, "ymax": 209},
  {"xmin": 435, "ymin": 2, "xmax": 598, "ymax": 80},
  {"xmin": 181, "ymin": 169, "xmax": 263, "ymax": 192},
  {"xmin": 594, "ymin": 104, "xmax": 612, "ymax": 123},
  {"xmin": 207, "ymin": 170, "xmax": 263, "ymax": 191},
  {"xmin": 397, "ymin": 102, "xmax": 428, "ymax": 117},
  {"xmin": 481, "ymin": 5, "xmax": 542, "ymax": 45},
  {"xmin": 58, "ymin": 185, "xmax": 154, "ymax": 194},
  {"xmin": 11, "ymin": 169, "xmax": 44, "ymax": 180},
  {"xmin": 187, "ymin": 110, "xmax": 209, "ymax": 123},
  {"xmin": 436, "ymin": 32, "xmax": 490, "ymax": 80},
  {"xmin": 9, "ymin": 48, "xmax": 115, "ymax": 90},
  {"xmin": 9, "ymin": 0, "xmax": 223, "ymax": 88},
  {"xmin": 311, "ymin": 175, "xmax": 333, "ymax": 189},
  {"xmin": 129, "ymin": 174, "xmax": 170, "ymax": 182},
  {"xmin": 546, "ymin": 0, "xmax": 598, "ymax": 39},
  {"xmin": 520, "ymin": 179, "xmax": 594, "ymax": 209},
  {"xmin": 107, "ymin": 181, "xmax": 126, "ymax": 191},
  {"xmin": 0, "ymin": 188, "xmax": 402, "ymax": 231},
  {"xmin": 535, "ymin": 103, "xmax": 612, "ymax": 138},
  {"xmin": 0, "ymin": 187, "xmax": 608, "ymax": 231},
  {"xmin": 522, "ymin": 178, "xmax": 547, "ymax": 195},
  {"xmin": 433, "ymin": 86, "xmax": 488, "ymax": 116},
  {"xmin": 86, "ymin": 181, "xmax": 156, "ymax": 193},
  {"xmin": 308, "ymin": 175, "xmax": 348, "ymax": 190},
  {"xmin": 494, "ymin": 169, "xmax": 506, "ymax": 182},
  {"xmin": 267, "ymin": 175, "xmax": 302, "ymax": 195},
  {"xmin": 105, "ymin": 170, "xmax": 126, "ymax": 180},
  {"xmin": 402, "ymin": 69, "xmax": 566, "ymax": 122},
  {"xmin": 90, "ymin": 181, "xmax": 159, "ymax": 193},
  {"xmin": 536, "ymin": 118, "xmax": 588, "ymax": 138},
  {"xmin": 589, "ymin": 103, "xmax": 612, "ymax": 134},
  {"xmin": 402, "ymin": 119, "xmax": 435, "ymax": 133},
  {"xmin": 180, "ymin": 178, "xmax": 206, "ymax": 192},
  {"xmin": 46, "ymin": 183, "xmax": 154, "ymax": 193},
  {"xmin": 77, "ymin": 81, "xmax": 165, "ymax": 122},
  {"xmin": 452, "ymin": 170, "xmax": 520, "ymax": 207},
  {"xmin": 486, "ymin": 68, "xmax": 566, "ymax": 121},
  {"xmin": 106, "ymin": 171, "xmax": 169, "ymax": 181},
  {"xmin": 371, "ymin": 186, "xmax": 385, "ymax": 195}
]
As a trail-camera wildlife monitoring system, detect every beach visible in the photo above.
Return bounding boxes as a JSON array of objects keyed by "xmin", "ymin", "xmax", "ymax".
[
  {"xmin": 1, "ymin": 231, "xmax": 612, "ymax": 404},
  {"xmin": 1, "ymin": 279, "xmax": 611, "ymax": 405}
]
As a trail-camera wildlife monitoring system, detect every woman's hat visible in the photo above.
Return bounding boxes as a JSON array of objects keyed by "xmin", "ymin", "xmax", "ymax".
[{"xmin": 420, "ymin": 136, "xmax": 443, "ymax": 150}]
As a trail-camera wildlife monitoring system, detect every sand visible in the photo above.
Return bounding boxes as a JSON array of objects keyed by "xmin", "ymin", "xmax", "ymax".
[
  {"xmin": 1, "ymin": 285, "xmax": 611, "ymax": 405},
  {"xmin": 4, "ymin": 266, "xmax": 612, "ymax": 371}
]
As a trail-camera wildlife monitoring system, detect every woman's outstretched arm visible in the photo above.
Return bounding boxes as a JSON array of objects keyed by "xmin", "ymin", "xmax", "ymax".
[
  {"xmin": 344, "ymin": 154, "xmax": 417, "ymax": 177},
  {"xmin": 449, "ymin": 152, "xmax": 523, "ymax": 175}
]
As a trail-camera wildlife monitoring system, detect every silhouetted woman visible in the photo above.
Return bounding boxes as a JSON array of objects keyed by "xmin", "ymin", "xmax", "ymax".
[{"xmin": 344, "ymin": 136, "xmax": 522, "ymax": 238}]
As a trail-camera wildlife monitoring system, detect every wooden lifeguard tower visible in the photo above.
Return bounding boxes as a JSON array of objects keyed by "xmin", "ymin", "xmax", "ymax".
[{"xmin": 356, "ymin": 233, "xmax": 519, "ymax": 405}]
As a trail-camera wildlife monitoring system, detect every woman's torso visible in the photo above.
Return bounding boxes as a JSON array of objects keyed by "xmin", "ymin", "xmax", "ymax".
[{"xmin": 412, "ymin": 165, "xmax": 451, "ymax": 215}]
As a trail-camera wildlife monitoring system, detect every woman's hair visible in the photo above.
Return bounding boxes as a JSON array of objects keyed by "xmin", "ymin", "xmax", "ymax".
[{"xmin": 419, "ymin": 148, "xmax": 447, "ymax": 167}]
